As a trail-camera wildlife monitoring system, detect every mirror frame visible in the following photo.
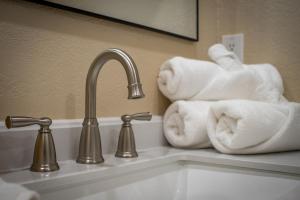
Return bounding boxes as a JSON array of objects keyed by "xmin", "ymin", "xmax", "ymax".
[{"xmin": 26, "ymin": 0, "xmax": 199, "ymax": 41}]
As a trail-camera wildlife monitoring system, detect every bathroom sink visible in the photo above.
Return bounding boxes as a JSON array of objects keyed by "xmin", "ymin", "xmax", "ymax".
[
  {"xmin": 24, "ymin": 162, "xmax": 300, "ymax": 200},
  {"xmin": 3, "ymin": 147, "xmax": 300, "ymax": 200},
  {"xmin": 37, "ymin": 164, "xmax": 300, "ymax": 200}
]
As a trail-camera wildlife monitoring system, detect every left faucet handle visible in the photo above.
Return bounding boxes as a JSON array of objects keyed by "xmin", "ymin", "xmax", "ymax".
[
  {"xmin": 5, "ymin": 116, "xmax": 52, "ymax": 129},
  {"xmin": 5, "ymin": 115, "xmax": 59, "ymax": 172}
]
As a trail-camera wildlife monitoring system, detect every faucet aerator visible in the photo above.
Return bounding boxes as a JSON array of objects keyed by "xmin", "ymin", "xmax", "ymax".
[{"xmin": 128, "ymin": 83, "xmax": 145, "ymax": 99}]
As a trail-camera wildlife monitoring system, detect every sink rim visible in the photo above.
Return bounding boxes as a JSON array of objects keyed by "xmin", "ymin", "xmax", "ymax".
[{"xmin": 2, "ymin": 147, "xmax": 300, "ymax": 187}]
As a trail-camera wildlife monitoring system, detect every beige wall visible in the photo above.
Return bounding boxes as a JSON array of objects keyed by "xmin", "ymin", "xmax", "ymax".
[
  {"xmin": 234, "ymin": 0, "xmax": 300, "ymax": 101},
  {"xmin": 0, "ymin": 0, "xmax": 299, "ymax": 120},
  {"xmin": 0, "ymin": 0, "xmax": 220, "ymax": 119}
]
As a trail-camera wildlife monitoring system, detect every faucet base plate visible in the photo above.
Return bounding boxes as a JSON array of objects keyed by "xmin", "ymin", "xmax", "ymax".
[
  {"xmin": 115, "ymin": 151, "xmax": 138, "ymax": 158},
  {"xmin": 76, "ymin": 157, "xmax": 104, "ymax": 164},
  {"xmin": 30, "ymin": 162, "xmax": 59, "ymax": 172}
]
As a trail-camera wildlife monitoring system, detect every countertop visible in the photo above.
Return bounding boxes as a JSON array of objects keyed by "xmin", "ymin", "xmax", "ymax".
[{"xmin": 2, "ymin": 147, "xmax": 300, "ymax": 185}]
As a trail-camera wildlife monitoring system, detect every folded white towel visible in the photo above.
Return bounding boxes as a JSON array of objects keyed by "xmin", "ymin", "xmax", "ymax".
[
  {"xmin": 0, "ymin": 178, "xmax": 40, "ymax": 200},
  {"xmin": 207, "ymin": 100, "xmax": 300, "ymax": 154},
  {"xmin": 208, "ymin": 43, "xmax": 243, "ymax": 71},
  {"xmin": 157, "ymin": 57, "xmax": 284, "ymax": 102},
  {"xmin": 163, "ymin": 101, "xmax": 212, "ymax": 148}
]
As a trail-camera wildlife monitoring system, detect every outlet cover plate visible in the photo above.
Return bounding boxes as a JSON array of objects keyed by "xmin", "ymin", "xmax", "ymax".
[{"xmin": 222, "ymin": 33, "xmax": 244, "ymax": 62}]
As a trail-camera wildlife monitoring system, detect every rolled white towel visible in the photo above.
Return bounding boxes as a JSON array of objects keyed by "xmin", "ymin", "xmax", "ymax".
[
  {"xmin": 157, "ymin": 56, "xmax": 222, "ymax": 101},
  {"xmin": 208, "ymin": 43, "xmax": 243, "ymax": 71},
  {"xmin": 157, "ymin": 57, "xmax": 284, "ymax": 102},
  {"xmin": 207, "ymin": 100, "xmax": 300, "ymax": 154},
  {"xmin": 0, "ymin": 178, "xmax": 40, "ymax": 200},
  {"xmin": 246, "ymin": 64, "xmax": 287, "ymax": 102},
  {"xmin": 163, "ymin": 101, "xmax": 212, "ymax": 148},
  {"xmin": 208, "ymin": 44, "xmax": 286, "ymax": 102}
]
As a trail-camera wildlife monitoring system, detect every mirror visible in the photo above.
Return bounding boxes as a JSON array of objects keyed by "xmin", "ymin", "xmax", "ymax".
[{"xmin": 30, "ymin": 0, "xmax": 198, "ymax": 41}]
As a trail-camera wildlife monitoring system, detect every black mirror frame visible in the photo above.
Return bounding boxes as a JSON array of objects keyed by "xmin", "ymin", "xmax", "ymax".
[{"xmin": 25, "ymin": 0, "xmax": 199, "ymax": 41}]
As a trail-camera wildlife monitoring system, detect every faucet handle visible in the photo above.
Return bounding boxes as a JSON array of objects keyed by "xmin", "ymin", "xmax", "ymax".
[
  {"xmin": 116, "ymin": 112, "xmax": 151, "ymax": 158},
  {"xmin": 5, "ymin": 115, "xmax": 59, "ymax": 172},
  {"xmin": 121, "ymin": 112, "xmax": 152, "ymax": 123},
  {"xmin": 6, "ymin": 116, "xmax": 52, "ymax": 129}
]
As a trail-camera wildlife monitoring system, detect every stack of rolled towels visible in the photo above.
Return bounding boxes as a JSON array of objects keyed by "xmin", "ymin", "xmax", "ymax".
[{"xmin": 158, "ymin": 44, "xmax": 300, "ymax": 154}]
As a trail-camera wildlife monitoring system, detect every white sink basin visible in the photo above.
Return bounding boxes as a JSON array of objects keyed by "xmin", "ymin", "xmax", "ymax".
[
  {"xmin": 41, "ymin": 164, "xmax": 299, "ymax": 200},
  {"xmin": 3, "ymin": 148, "xmax": 300, "ymax": 200}
]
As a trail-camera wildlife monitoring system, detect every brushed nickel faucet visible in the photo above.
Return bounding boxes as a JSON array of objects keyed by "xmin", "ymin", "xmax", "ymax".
[{"xmin": 77, "ymin": 48, "xmax": 145, "ymax": 164}]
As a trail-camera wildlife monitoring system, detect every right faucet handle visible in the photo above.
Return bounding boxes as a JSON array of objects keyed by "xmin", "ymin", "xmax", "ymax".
[
  {"xmin": 121, "ymin": 112, "xmax": 152, "ymax": 123},
  {"xmin": 116, "ymin": 112, "xmax": 152, "ymax": 158}
]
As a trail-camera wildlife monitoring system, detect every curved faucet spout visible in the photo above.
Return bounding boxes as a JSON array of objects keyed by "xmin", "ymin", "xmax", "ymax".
[
  {"xmin": 85, "ymin": 48, "xmax": 144, "ymax": 119},
  {"xmin": 77, "ymin": 48, "xmax": 145, "ymax": 164}
]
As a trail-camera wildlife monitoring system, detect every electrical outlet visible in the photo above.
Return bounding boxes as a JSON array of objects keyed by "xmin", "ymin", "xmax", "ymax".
[{"xmin": 222, "ymin": 33, "xmax": 244, "ymax": 62}]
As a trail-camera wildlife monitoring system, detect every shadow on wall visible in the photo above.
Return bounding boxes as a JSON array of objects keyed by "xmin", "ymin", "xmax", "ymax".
[{"xmin": 0, "ymin": 0, "xmax": 197, "ymax": 55}]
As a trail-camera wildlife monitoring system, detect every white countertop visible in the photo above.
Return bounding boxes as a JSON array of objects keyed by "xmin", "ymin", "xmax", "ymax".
[{"xmin": 2, "ymin": 147, "xmax": 300, "ymax": 185}]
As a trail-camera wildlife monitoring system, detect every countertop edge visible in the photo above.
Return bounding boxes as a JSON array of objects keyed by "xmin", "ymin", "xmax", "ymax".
[{"xmin": 1, "ymin": 147, "xmax": 300, "ymax": 185}]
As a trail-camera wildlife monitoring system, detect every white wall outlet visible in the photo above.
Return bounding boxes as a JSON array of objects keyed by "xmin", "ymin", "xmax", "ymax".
[{"xmin": 222, "ymin": 33, "xmax": 244, "ymax": 62}]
